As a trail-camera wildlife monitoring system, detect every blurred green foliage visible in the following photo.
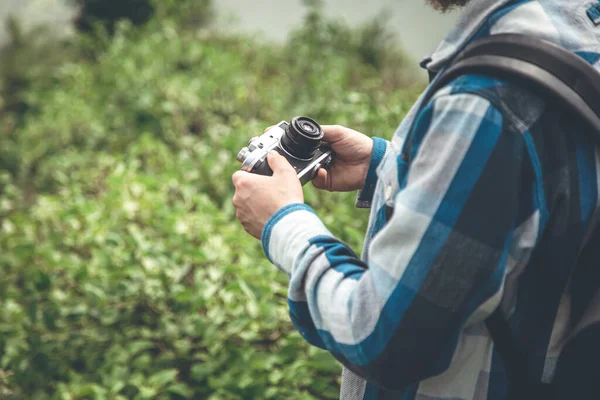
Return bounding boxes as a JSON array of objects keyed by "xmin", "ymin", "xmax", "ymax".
[
  {"xmin": 0, "ymin": 17, "xmax": 75, "ymax": 120},
  {"xmin": 0, "ymin": 0, "xmax": 423, "ymax": 398},
  {"xmin": 72, "ymin": 0, "xmax": 213, "ymax": 35},
  {"xmin": 73, "ymin": 0, "xmax": 155, "ymax": 33}
]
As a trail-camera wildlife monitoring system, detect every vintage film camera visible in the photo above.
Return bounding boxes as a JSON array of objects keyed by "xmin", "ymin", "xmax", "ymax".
[{"xmin": 236, "ymin": 116, "xmax": 333, "ymax": 186}]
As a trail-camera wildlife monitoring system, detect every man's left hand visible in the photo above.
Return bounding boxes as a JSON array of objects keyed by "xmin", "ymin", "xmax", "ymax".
[{"xmin": 232, "ymin": 151, "xmax": 304, "ymax": 239}]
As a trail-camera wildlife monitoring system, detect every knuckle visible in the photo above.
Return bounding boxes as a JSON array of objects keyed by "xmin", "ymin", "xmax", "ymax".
[
  {"xmin": 235, "ymin": 175, "xmax": 247, "ymax": 188},
  {"xmin": 331, "ymin": 124, "xmax": 345, "ymax": 134},
  {"xmin": 322, "ymin": 124, "xmax": 346, "ymax": 141},
  {"xmin": 232, "ymin": 172, "xmax": 242, "ymax": 185},
  {"xmin": 239, "ymin": 180, "xmax": 250, "ymax": 190}
]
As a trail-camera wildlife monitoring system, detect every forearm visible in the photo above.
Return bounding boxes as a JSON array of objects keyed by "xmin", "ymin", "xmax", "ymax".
[
  {"xmin": 262, "ymin": 204, "xmax": 486, "ymax": 390},
  {"xmin": 262, "ymin": 204, "xmax": 371, "ymax": 355}
]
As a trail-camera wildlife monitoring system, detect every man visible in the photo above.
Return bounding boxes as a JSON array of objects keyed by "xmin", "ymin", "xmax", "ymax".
[{"xmin": 232, "ymin": 0, "xmax": 600, "ymax": 399}]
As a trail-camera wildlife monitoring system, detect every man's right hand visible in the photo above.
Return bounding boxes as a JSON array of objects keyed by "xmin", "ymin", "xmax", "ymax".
[{"xmin": 311, "ymin": 125, "xmax": 374, "ymax": 192}]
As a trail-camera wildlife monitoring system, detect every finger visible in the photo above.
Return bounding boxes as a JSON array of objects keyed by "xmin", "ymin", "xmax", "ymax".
[
  {"xmin": 263, "ymin": 125, "xmax": 276, "ymax": 133},
  {"xmin": 232, "ymin": 170, "xmax": 249, "ymax": 186},
  {"xmin": 311, "ymin": 168, "xmax": 329, "ymax": 190},
  {"xmin": 320, "ymin": 125, "xmax": 347, "ymax": 143},
  {"xmin": 266, "ymin": 151, "xmax": 295, "ymax": 176}
]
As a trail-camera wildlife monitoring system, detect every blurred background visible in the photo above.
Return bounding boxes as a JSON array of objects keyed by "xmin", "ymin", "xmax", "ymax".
[
  {"xmin": 0, "ymin": 1, "xmax": 457, "ymax": 399},
  {"xmin": 0, "ymin": 0, "xmax": 457, "ymax": 61}
]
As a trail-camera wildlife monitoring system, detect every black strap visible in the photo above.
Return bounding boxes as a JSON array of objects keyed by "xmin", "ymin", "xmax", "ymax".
[
  {"xmin": 484, "ymin": 309, "xmax": 551, "ymax": 399},
  {"xmin": 423, "ymin": 34, "xmax": 600, "ymax": 148},
  {"xmin": 421, "ymin": 33, "xmax": 600, "ymax": 399},
  {"xmin": 484, "ymin": 310, "xmax": 528, "ymax": 387}
]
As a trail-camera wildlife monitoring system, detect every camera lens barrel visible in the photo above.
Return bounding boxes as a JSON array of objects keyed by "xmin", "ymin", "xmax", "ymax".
[{"xmin": 280, "ymin": 116, "xmax": 324, "ymax": 160}]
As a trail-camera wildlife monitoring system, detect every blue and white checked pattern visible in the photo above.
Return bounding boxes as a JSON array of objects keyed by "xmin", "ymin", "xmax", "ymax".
[{"xmin": 261, "ymin": 1, "xmax": 600, "ymax": 399}]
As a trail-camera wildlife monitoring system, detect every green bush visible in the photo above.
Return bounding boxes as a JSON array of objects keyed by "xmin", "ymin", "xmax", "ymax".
[{"xmin": 0, "ymin": 3, "xmax": 423, "ymax": 399}]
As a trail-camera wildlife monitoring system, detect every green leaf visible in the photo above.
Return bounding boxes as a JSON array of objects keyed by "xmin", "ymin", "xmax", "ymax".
[
  {"xmin": 127, "ymin": 341, "xmax": 154, "ymax": 356},
  {"xmin": 166, "ymin": 382, "xmax": 193, "ymax": 398},
  {"xmin": 190, "ymin": 363, "xmax": 214, "ymax": 382},
  {"xmin": 148, "ymin": 369, "xmax": 178, "ymax": 387}
]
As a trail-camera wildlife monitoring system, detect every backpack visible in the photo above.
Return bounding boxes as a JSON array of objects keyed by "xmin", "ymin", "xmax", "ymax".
[{"xmin": 418, "ymin": 33, "xmax": 600, "ymax": 399}]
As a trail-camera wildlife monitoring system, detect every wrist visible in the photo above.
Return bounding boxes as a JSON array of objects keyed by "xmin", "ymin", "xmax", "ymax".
[
  {"xmin": 268, "ymin": 198, "xmax": 304, "ymax": 219},
  {"xmin": 261, "ymin": 203, "xmax": 316, "ymax": 264},
  {"xmin": 356, "ymin": 137, "xmax": 388, "ymax": 208},
  {"xmin": 358, "ymin": 138, "xmax": 375, "ymax": 190}
]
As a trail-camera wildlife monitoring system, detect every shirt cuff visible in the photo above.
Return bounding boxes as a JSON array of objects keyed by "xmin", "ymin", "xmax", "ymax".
[
  {"xmin": 355, "ymin": 137, "xmax": 389, "ymax": 208},
  {"xmin": 261, "ymin": 203, "xmax": 331, "ymax": 275}
]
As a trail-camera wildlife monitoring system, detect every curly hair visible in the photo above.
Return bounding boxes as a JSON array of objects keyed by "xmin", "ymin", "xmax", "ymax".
[{"xmin": 427, "ymin": 0, "xmax": 470, "ymax": 12}]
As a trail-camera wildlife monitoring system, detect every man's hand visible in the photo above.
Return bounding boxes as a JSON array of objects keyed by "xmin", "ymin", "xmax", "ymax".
[
  {"xmin": 232, "ymin": 151, "xmax": 304, "ymax": 239},
  {"xmin": 311, "ymin": 125, "xmax": 374, "ymax": 192}
]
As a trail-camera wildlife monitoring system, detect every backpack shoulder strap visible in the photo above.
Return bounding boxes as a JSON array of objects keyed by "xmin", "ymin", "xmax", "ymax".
[
  {"xmin": 426, "ymin": 33, "xmax": 600, "ymax": 399},
  {"xmin": 425, "ymin": 33, "xmax": 600, "ymax": 143},
  {"xmin": 484, "ymin": 309, "xmax": 534, "ymax": 398}
]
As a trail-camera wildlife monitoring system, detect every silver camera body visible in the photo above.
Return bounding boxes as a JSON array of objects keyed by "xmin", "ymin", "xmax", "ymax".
[{"xmin": 236, "ymin": 117, "xmax": 333, "ymax": 186}]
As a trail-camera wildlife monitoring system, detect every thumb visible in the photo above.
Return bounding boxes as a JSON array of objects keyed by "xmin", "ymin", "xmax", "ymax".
[
  {"xmin": 311, "ymin": 168, "xmax": 330, "ymax": 191},
  {"xmin": 267, "ymin": 151, "xmax": 295, "ymax": 176},
  {"xmin": 320, "ymin": 125, "xmax": 347, "ymax": 144}
]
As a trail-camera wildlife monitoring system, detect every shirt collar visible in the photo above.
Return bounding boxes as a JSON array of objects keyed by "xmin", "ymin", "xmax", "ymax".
[{"xmin": 420, "ymin": 0, "xmax": 514, "ymax": 72}]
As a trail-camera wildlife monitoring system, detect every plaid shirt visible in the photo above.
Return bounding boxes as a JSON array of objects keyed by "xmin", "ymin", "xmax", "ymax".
[{"xmin": 261, "ymin": 0, "xmax": 600, "ymax": 399}]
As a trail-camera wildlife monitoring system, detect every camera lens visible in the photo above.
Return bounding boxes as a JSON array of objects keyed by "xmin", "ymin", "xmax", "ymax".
[
  {"xmin": 301, "ymin": 122, "xmax": 316, "ymax": 134},
  {"xmin": 280, "ymin": 116, "xmax": 324, "ymax": 160}
]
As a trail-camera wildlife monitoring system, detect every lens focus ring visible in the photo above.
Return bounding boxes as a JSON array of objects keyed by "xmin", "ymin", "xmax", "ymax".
[
  {"xmin": 280, "ymin": 116, "xmax": 324, "ymax": 160},
  {"xmin": 291, "ymin": 117, "xmax": 323, "ymax": 139}
]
